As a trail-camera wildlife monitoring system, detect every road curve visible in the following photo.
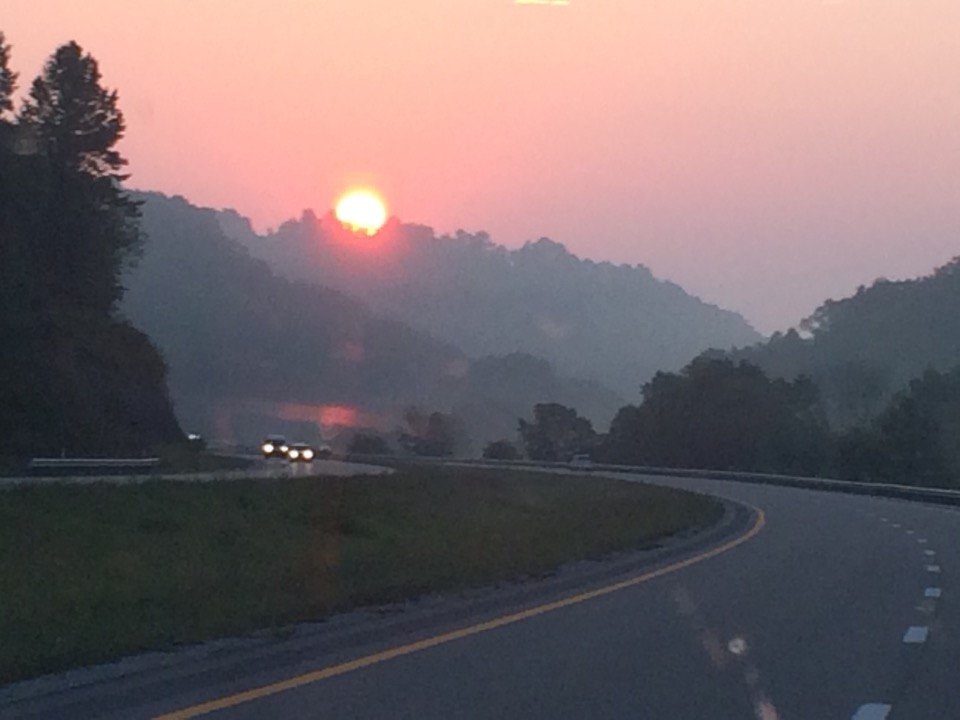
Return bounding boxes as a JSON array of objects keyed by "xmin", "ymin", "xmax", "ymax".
[{"xmin": 4, "ymin": 472, "xmax": 959, "ymax": 719}]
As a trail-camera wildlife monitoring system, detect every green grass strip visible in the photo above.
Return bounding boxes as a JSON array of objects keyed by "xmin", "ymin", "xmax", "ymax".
[{"xmin": 0, "ymin": 466, "xmax": 721, "ymax": 685}]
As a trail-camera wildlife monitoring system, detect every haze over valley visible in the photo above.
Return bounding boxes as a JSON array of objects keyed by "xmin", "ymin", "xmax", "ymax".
[{"xmin": 124, "ymin": 193, "xmax": 759, "ymax": 449}]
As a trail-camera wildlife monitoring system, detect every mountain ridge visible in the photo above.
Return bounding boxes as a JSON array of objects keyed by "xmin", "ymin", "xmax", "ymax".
[
  {"xmin": 218, "ymin": 208, "xmax": 763, "ymax": 398},
  {"xmin": 122, "ymin": 193, "xmax": 623, "ymax": 449}
]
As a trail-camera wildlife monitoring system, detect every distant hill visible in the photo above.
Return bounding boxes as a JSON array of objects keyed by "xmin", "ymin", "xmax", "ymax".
[
  {"xmin": 122, "ymin": 194, "xmax": 622, "ymax": 449},
  {"xmin": 716, "ymin": 258, "xmax": 960, "ymax": 427},
  {"xmin": 218, "ymin": 209, "xmax": 762, "ymax": 398}
]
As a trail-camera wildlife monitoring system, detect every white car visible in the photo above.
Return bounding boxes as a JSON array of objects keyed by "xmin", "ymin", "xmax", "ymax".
[
  {"xmin": 261, "ymin": 435, "xmax": 289, "ymax": 459},
  {"xmin": 286, "ymin": 443, "xmax": 315, "ymax": 462},
  {"xmin": 569, "ymin": 454, "xmax": 593, "ymax": 470}
]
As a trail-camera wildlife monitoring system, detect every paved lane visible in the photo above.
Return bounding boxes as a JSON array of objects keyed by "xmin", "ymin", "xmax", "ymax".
[
  {"xmin": 632, "ymin": 474, "xmax": 960, "ymax": 720},
  {"xmin": 5, "ymin": 473, "xmax": 959, "ymax": 719}
]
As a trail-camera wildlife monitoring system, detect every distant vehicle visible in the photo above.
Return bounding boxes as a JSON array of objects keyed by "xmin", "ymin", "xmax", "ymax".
[
  {"xmin": 286, "ymin": 442, "xmax": 315, "ymax": 462},
  {"xmin": 569, "ymin": 454, "xmax": 593, "ymax": 470},
  {"xmin": 261, "ymin": 435, "xmax": 289, "ymax": 459},
  {"xmin": 315, "ymin": 443, "xmax": 333, "ymax": 459}
]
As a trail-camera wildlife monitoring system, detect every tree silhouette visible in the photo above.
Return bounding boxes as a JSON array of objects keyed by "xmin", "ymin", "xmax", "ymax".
[
  {"xmin": 17, "ymin": 40, "xmax": 140, "ymax": 316},
  {"xmin": 837, "ymin": 367, "xmax": 960, "ymax": 487},
  {"xmin": 0, "ymin": 32, "xmax": 16, "ymax": 118},
  {"xmin": 0, "ymin": 36, "xmax": 180, "ymax": 457},
  {"xmin": 482, "ymin": 439, "xmax": 521, "ymax": 460},
  {"xmin": 605, "ymin": 358, "xmax": 828, "ymax": 473},
  {"xmin": 19, "ymin": 41, "xmax": 126, "ymax": 179},
  {"xmin": 518, "ymin": 403, "xmax": 596, "ymax": 461}
]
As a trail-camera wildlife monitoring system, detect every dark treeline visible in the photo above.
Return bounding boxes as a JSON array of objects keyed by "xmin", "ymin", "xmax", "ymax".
[
  {"xmin": 513, "ymin": 357, "xmax": 960, "ymax": 489},
  {"xmin": 0, "ymin": 33, "xmax": 181, "ymax": 457},
  {"xmin": 715, "ymin": 260, "xmax": 960, "ymax": 428},
  {"xmin": 508, "ymin": 258, "xmax": 960, "ymax": 486},
  {"xmin": 510, "ymin": 262, "xmax": 960, "ymax": 488},
  {"xmin": 602, "ymin": 358, "xmax": 828, "ymax": 475}
]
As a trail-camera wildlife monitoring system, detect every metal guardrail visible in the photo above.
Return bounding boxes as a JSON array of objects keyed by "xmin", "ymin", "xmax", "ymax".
[
  {"xmin": 28, "ymin": 457, "xmax": 160, "ymax": 476},
  {"xmin": 348, "ymin": 454, "xmax": 960, "ymax": 508},
  {"xmin": 574, "ymin": 463, "xmax": 960, "ymax": 506},
  {"xmin": 563, "ymin": 462, "xmax": 960, "ymax": 508}
]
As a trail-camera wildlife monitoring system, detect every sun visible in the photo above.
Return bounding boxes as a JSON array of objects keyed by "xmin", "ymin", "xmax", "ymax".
[{"xmin": 334, "ymin": 189, "xmax": 387, "ymax": 235}]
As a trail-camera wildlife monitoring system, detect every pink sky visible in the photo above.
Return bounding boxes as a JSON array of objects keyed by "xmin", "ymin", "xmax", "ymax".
[{"xmin": 6, "ymin": 0, "xmax": 960, "ymax": 332}]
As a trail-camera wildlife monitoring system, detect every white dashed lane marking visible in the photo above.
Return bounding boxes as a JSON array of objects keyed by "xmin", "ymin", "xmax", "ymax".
[
  {"xmin": 852, "ymin": 703, "xmax": 891, "ymax": 719},
  {"xmin": 903, "ymin": 626, "xmax": 929, "ymax": 643},
  {"xmin": 854, "ymin": 510, "xmax": 948, "ymax": 720}
]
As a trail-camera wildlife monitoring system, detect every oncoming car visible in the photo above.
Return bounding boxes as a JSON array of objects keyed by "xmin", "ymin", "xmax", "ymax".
[
  {"xmin": 569, "ymin": 454, "xmax": 593, "ymax": 471},
  {"xmin": 261, "ymin": 435, "xmax": 289, "ymax": 459},
  {"xmin": 286, "ymin": 442, "xmax": 315, "ymax": 462}
]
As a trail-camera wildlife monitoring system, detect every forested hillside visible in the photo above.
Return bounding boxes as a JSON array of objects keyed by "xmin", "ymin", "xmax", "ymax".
[
  {"xmin": 123, "ymin": 194, "xmax": 622, "ymax": 449},
  {"xmin": 593, "ymin": 259, "xmax": 960, "ymax": 488},
  {"xmin": 717, "ymin": 259, "xmax": 960, "ymax": 427},
  {"xmin": 218, "ymin": 209, "xmax": 761, "ymax": 397},
  {"xmin": 0, "ymin": 36, "xmax": 181, "ymax": 458}
]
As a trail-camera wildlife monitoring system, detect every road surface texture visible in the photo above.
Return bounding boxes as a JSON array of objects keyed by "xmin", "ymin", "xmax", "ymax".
[{"xmin": 2, "ymin": 472, "xmax": 958, "ymax": 719}]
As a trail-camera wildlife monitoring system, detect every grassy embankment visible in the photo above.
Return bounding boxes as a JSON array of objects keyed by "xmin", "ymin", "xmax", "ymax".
[{"xmin": 0, "ymin": 466, "xmax": 722, "ymax": 685}]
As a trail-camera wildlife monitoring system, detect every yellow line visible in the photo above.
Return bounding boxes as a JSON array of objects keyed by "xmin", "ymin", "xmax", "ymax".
[{"xmin": 154, "ymin": 508, "xmax": 766, "ymax": 719}]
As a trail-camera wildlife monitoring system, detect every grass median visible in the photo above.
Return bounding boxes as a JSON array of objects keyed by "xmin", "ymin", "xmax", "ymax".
[{"xmin": 0, "ymin": 466, "xmax": 722, "ymax": 685}]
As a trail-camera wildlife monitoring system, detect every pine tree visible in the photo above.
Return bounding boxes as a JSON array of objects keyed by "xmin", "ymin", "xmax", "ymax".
[
  {"xmin": 0, "ymin": 31, "xmax": 16, "ymax": 118},
  {"xmin": 17, "ymin": 41, "xmax": 140, "ymax": 315}
]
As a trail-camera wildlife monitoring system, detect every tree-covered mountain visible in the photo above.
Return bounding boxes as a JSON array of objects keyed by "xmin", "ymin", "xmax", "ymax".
[
  {"xmin": 122, "ymin": 194, "xmax": 622, "ymax": 450},
  {"xmin": 0, "ymin": 36, "xmax": 181, "ymax": 458},
  {"xmin": 218, "ymin": 210, "xmax": 762, "ymax": 398},
  {"xmin": 716, "ymin": 258, "xmax": 960, "ymax": 427}
]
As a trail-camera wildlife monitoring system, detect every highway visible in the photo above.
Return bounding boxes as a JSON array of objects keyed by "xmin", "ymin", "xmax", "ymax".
[{"xmin": 3, "ymin": 472, "xmax": 959, "ymax": 719}]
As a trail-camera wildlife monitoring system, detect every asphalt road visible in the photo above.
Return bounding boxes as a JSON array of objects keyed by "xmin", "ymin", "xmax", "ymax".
[{"xmin": 4, "ymin": 472, "xmax": 959, "ymax": 720}]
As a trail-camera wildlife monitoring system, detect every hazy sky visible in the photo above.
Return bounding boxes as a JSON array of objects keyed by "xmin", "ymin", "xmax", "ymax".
[{"xmin": 7, "ymin": 0, "xmax": 960, "ymax": 332}]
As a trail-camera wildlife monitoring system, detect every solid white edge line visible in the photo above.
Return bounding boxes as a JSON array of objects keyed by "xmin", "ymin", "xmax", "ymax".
[
  {"xmin": 903, "ymin": 626, "xmax": 929, "ymax": 643},
  {"xmin": 852, "ymin": 703, "xmax": 891, "ymax": 720},
  {"xmin": 925, "ymin": 587, "xmax": 942, "ymax": 598}
]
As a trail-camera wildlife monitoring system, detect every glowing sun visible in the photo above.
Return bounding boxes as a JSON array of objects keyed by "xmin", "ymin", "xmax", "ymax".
[{"xmin": 335, "ymin": 189, "xmax": 387, "ymax": 235}]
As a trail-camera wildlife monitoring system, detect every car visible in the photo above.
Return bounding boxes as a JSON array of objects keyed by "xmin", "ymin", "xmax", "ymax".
[
  {"xmin": 569, "ymin": 454, "xmax": 593, "ymax": 471},
  {"xmin": 261, "ymin": 435, "xmax": 289, "ymax": 459},
  {"xmin": 286, "ymin": 442, "xmax": 315, "ymax": 462}
]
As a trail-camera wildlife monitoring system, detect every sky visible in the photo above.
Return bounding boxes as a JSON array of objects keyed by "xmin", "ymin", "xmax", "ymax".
[{"xmin": 6, "ymin": 0, "xmax": 960, "ymax": 332}]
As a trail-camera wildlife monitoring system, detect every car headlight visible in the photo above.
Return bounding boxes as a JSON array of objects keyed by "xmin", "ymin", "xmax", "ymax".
[
  {"xmin": 303, "ymin": 450, "xmax": 314, "ymax": 460},
  {"xmin": 262, "ymin": 443, "xmax": 274, "ymax": 454},
  {"xmin": 280, "ymin": 444, "xmax": 289, "ymax": 453},
  {"xmin": 288, "ymin": 450, "xmax": 299, "ymax": 459}
]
